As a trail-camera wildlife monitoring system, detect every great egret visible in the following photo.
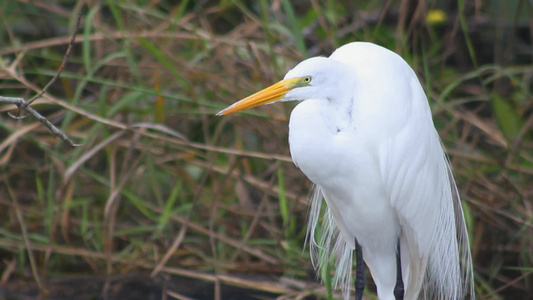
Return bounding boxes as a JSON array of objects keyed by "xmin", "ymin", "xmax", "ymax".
[{"xmin": 217, "ymin": 42, "xmax": 474, "ymax": 300}]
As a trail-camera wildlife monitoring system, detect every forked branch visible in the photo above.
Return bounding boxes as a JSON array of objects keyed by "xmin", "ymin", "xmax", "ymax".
[{"xmin": 0, "ymin": 13, "xmax": 82, "ymax": 147}]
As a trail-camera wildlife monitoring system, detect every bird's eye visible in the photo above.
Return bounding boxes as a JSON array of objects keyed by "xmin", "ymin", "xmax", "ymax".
[{"xmin": 303, "ymin": 76, "xmax": 312, "ymax": 83}]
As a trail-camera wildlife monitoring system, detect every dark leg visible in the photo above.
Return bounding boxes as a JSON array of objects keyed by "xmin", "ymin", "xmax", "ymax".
[
  {"xmin": 354, "ymin": 237, "xmax": 365, "ymax": 300},
  {"xmin": 394, "ymin": 240, "xmax": 404, "ymax": 300}
]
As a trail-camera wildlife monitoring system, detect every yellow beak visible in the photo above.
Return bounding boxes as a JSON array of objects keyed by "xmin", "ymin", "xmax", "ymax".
[{"xmin": 217, "ymin": 78, "xmax": 299, "ymax": 115}]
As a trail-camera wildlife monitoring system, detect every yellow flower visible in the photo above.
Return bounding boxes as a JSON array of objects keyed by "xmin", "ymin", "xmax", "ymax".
[{"xmin": 426, "ymin": 9, "xmax": 447, "ymax": 25}]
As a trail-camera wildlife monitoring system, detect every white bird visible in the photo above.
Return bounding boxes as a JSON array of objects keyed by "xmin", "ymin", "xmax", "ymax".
[{"xmin": 217, "ymin": 42, "xmax": 474, "ymax": 300}]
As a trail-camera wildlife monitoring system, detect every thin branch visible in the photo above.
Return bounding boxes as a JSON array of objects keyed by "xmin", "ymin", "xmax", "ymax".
[
  {"xmin": 26, "ymin": 13, "xmax": 82, "ymax": 106},
  {"xmin": 0, "ymin": 97, "xmax": 81, "ymax": 147},
  {"xmin": 0, "ymin": 13, "xmax": 82, "ymax": 147}
]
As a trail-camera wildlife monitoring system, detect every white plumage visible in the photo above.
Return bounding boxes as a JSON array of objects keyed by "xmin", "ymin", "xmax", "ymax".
[{"xmin": 218, "ymin": 42, "xmax": 474, "ymax": 300}]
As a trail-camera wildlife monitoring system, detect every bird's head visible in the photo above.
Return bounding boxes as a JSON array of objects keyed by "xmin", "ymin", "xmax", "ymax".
[{"xmin": 216, "ymin": 57, "xmax": 354, "ymax": 115}]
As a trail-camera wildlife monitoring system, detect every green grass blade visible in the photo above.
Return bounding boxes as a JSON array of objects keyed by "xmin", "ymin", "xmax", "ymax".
[
  {"xmin": 158, "ymin": 180, "xmax": 182, "ymax": 231},
  {"xmin": 137, "ymin": 37, "xmax": 190, "ymax": 89},
  {"xmin": 83, "ymin": 6, "xmax": 100, "ymax": 73},
  {"xmin": 276, "ymin": 161, "xmax": 289, "ymax": 238},
  {"xmin": 280, "ymin": 0, "xmax": 307, "ymax": 57},
  {"xmin": 492, "ymin": 94, "xmax": 523, "ymax": 139}
]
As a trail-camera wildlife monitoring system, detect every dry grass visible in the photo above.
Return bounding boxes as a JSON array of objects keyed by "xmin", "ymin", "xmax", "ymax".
[{"xmin": 0, "ymin": 1, "xmax": 532, "ymax": 299}]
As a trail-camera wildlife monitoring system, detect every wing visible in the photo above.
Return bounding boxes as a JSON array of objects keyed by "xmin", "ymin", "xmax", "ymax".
[{"xmin": 380, "ymin": 73, "xmax": 473, "ymax": 299}]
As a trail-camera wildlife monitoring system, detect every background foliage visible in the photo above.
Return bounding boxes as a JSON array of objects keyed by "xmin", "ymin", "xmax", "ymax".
[{"xmin": 0, "ymin": 0, "xmax": 532, "ymax": 299}]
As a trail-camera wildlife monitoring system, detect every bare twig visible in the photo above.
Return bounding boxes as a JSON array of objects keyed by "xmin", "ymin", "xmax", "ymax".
[
  {"xmin": 0, "ymin": 97, "xmax": 81, "ymax": 146},
  {"xmin": 0, "ymin": 13, "xmax": 82, "ymax": 146},
  {"xmin": 26, "ymin": 14, "xmax": 81, "ymax": 106}
]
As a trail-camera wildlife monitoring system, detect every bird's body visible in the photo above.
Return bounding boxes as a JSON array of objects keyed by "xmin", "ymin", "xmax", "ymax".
[{"xmin": 218, "ymin": 42, "xmax": 473, "ymax": 300}]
